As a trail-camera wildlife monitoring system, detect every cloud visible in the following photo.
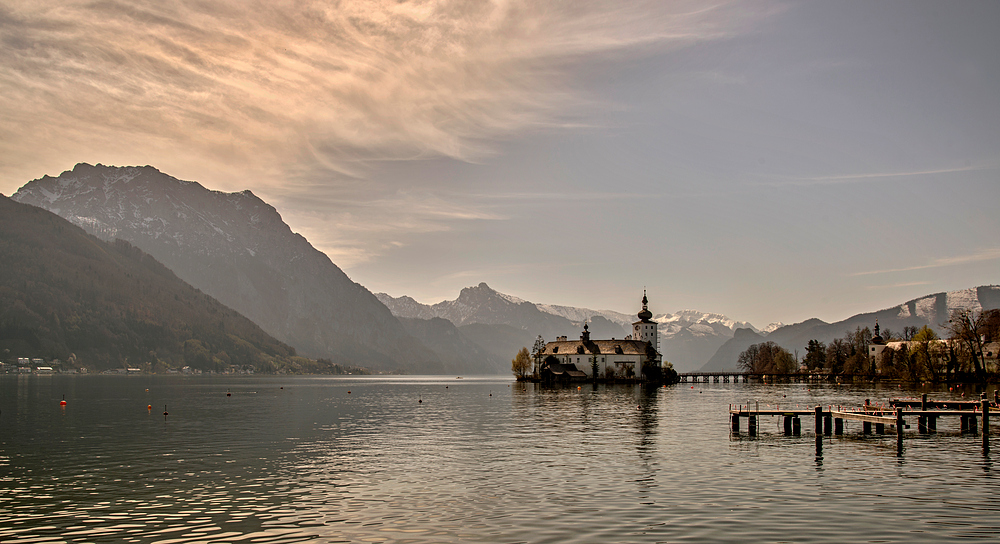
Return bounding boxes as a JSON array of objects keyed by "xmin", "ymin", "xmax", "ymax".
[
  {"xmin": 760, "ymin": 165, "xmax": 991, "ymax": 188},
  {"xmin": 863, "ymin": 281, "xmax": 931, "ymax": 290},
  {"xmin": 0, "ymin": 0, "xmax": 766, "ymax": 188},
  {"xmin": 851, "ymin": 248, "xmax": 1000, "ymax": 277}
]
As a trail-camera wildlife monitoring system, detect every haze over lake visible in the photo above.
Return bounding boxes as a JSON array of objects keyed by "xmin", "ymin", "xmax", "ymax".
[{"xmin": 3, "ymin": 375, "xmax": 999, "ymax": 543}]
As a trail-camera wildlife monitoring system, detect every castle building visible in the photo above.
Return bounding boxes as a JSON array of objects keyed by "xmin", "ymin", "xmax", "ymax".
[{"xmin": 539, "ymin": 292, "xmax": 662, "ymax": 381}]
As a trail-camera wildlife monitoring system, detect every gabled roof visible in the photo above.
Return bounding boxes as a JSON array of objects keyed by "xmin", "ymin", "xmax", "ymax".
[
  {"xmin": 543, "ymin": 362, "xmax": 588, "ymax": 378},
  {"xmin": 543, "ymin": 339, "xmax": 650, "ymax": 356}
]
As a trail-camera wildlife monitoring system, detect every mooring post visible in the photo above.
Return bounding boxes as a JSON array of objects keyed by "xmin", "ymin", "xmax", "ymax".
[
  {"xmin": 922, "ymin": 393, "xmax": 927, "ymax": 411},
  {"xmin": 918, "ymin": 415, "xmax": 927, "ymax": 434},
  {"xmin": 982, "ymin": 398, "xmax": 990, "ymax": 454},
  {"xmin": 824, "ymin": 413, "xmax": 832, "ymax": 436},
  {"xmin": 815, "ymin": 405, "xmax": 823, "ymax": 435},
  {"xmin": 731, "ymin": 412, "xmax": 741, "ymax": 433},
  {"xmin": 783, "ymin": 415, "xmax": 792, "ymax": 435},
  {"xmin": 834, "ymin": 417, "xmax": 844, "ymax": 435},
  {"xmin": 748, "ymin": 415, "xmax": 757, "ymax": 437},
  {"xmin": 792, "ymin": 417, "xmax": 801, "ymax": 436},
  {"xmin": 928, "ymin": 415, "xmax": 937, "ymax": 432},
  {"xmin": 896, "ymin": 408, "xmax": 904, "ymax": 456}
]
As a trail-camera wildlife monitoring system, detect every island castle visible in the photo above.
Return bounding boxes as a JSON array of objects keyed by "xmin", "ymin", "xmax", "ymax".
[{"xmin": 538, "ymin": 291, "xmax": 663, "ymax": 382}]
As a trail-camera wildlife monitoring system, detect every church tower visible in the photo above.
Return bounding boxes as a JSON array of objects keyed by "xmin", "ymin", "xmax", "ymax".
[{"xmin": 632, "ymin": 290, "xmax": 658, "ymax": 351}]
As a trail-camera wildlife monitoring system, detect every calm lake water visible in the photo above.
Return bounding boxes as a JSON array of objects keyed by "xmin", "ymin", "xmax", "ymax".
[{"xmin": 2, "ymin": 375, "xmax": 999, "ymax": 543}]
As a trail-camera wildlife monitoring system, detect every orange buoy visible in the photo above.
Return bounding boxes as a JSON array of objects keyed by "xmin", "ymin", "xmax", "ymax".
[
  {"xmin": 147, "ymin": 405, "xmax": 152, "ymax": 411},
  {"xmin": 60, "ymin": 394, "xmax": 67, "ymax": 406}
]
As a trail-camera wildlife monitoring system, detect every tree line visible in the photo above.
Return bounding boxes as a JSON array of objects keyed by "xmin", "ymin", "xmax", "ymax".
[{"xmin": 739, "ymin": 308, "xmax": 1000, "ymax": 383}]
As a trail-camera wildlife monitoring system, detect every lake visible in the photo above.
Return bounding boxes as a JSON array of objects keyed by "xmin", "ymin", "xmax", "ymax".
[{"xmin": 1, "ymin": 375, "xmax": 998, "ymax": 543}]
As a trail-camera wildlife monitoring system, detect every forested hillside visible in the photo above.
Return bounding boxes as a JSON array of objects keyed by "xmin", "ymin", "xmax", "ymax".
[{"xmin": 0, "ymin": 196, "xmax": 324, "ymax": 372}]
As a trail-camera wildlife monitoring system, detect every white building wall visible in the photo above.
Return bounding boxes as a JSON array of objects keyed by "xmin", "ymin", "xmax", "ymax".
[
  {"xmin": 562, "ymin": 354, "xmax": 642, "ymax": 377},
  {"xmin": 633, "ymin": 321, "xmax": 658, "ymax": 351}
]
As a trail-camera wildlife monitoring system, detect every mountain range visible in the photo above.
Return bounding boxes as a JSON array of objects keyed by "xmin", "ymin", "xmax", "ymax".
[
  {"xmin": 700, "ymin": 286, "xmax": 1000, "ymax": 372},
  {"xmin": 378, "ymin": 284, "xmax": 774, "ymax": 373},
  {"xmin": 12, "ymin": 164, "xmax": 441, "ymax": 372},
  {"xmin": 0, "ymin": 195, "xmax": 314, "ymax": 372},
  {"xmin": 10, "ymin": 163, "xmax": 997, "ymax": 376}
]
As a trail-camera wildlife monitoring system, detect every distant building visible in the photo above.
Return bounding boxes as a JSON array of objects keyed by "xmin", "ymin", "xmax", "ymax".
[{"xmin": 539, "ymin": 291, "xmax": 662, "ymax": 381}]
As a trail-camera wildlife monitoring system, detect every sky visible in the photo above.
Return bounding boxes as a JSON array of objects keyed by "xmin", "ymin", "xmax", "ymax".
[{"xmin": 2, "ymin": 0, "xmax": 998, "ymax": 328}]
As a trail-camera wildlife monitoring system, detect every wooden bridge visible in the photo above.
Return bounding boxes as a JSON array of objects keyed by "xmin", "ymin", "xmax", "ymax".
[
  {"xmin": 679, "ymin": 372, "xmax": 749, "ymax": 383},
  {"xmin": 680, "ymin": 371, "xmax": 883, "ymax": 383},
  {"xmin": 729, "ymin": 394, "xmax": 995, "ymax": 455}
]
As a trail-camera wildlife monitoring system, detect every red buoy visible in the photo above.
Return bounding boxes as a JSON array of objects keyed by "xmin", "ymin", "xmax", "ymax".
[{"xmin": 60, "ymin": 394, "xmax": 67, "ymax": 406}]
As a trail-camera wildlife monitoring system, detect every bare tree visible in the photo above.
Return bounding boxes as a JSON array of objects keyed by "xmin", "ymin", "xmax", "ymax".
[
  {"xmin": 945, "ymin": 308, "xmax": 996, "ymax": 382},
  {"xmin": 738, "ymin": 341, "xmax": 796, "ymax": 374},
  {"xmin": 530, "ymin": 335, "xmax": 546, "ymax": 377}
]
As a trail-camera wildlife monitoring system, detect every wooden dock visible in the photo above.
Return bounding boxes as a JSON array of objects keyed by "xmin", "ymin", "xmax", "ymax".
[{"xmin": 729, "ymin": 394, "xmax": 994, "ymax": 455}]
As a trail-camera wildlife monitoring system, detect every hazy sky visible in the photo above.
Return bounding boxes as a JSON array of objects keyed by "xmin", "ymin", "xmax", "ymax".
[{"xmin": 2, "ymin": 0, "xmax": 998, "ymax": 327}]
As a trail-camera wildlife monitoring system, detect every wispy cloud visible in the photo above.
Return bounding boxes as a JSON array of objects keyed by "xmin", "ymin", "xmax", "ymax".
[
  {"xmin": 863, "ymin": 281, "xmax": 931, "ymax": 290},
  {"xmin": 0, "ymin": 0, "xmax": 766, "ymax": 188},
  {"xmin": 759, "ymin": 165, "xmax": 991, "ymax": 188},
  {"xmin": 851, "ymin": 248, "xmax": 1000, "ymax": 277}
]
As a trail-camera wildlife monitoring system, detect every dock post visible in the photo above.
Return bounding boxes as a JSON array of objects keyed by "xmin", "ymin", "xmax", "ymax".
[
  {"xmin": 918, "ymin": 416, "xmax": 927, "ymax": 434},
  {"xmin": 970, "ymin": 413, "xmax": 978, "ymax": 435},
  {"xmin": 814, "ymin": 406, "xmax": 823, "ymax": 435},
  {"xmin": 824, "ymin": 414, "xmax": 832, "ymax": 436},
  {"xmin": 896, "ymin": 408, "xmax": 904, "ymax": 456},
  {"xmin": 783, "ymin": 415, "xmax": 792, "ymax": 435},
  {"xmin": 748, "ymin": 415, "xmax": 757, "ymax": 436},
  {"xmin": 731, "ymin": 412, "xmax": 741, "ymax": 433},
  {"xmin": 961, "ymin": 415, "xmax": 970, "ymax": 433},
  {"xmin": 863, "ymin": 421, "xmax": 872, "ymax": 435},
  {"xmin": 983, "ymin": 398, "xmax": 990, "ymax": 454},
  {"xmin": 921, "ymin": 393, "xmax": 927, "ymax": 411},
  {"xmin": 792, "ymin": 417, "xmax": 801, "ymax": 436},
  {"xmin": 834, "ymin": 418, "xmax": 844, "ymax": 435},
  {"xmin": 928, "ymin": 415, "xmax": 937, "ymax": 432}
]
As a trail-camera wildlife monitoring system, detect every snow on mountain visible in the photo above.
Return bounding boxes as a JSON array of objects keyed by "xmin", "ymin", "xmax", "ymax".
[
  {"xmin": 763, "ymin": 322, "xmax": 785, "ymax": 334},
  {"xmin": 895, "ymin": 287, "xmax": 982, "ymax": 323},
  {"xmin": 535, "ymin": 304, "xmax": 635, "ymax": 329},
  {"xmin": 378, "ymin": 284, "xmax": 759, "ymax": 373},
  {"xmin": 653, "ymin": 310, "xmax": 759, "ymax": 335}
]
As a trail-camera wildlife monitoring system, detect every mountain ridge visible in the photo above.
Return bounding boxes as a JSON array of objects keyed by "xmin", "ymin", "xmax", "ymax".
[
  {"xmin": 701, "ymin": 286, "xmax": 1000, "ymax": 372},
  {"xmin": 0, "ymin": 194, "xmax": 318, "ymax": 372},
  {"xmin": 13, "ymin": 163, "xmax": 440, "ymax": 372}
]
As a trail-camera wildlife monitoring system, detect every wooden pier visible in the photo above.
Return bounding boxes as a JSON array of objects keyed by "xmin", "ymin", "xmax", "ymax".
[{"xmin": 730, "ymin": 394, "xmax": 994, "ymax": 455}]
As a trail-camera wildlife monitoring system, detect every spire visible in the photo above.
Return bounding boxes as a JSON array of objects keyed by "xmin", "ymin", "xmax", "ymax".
[
  {"xmin": 637, "ymin": 290, "xmax": 653, "ymax": 322},
  {"xmin": 581, "ymin": 321, "xmax": 591, "ymax": 342},
  {"xmin": 871, "ymin": 318, "xmax": 884, "ymax": 345}
]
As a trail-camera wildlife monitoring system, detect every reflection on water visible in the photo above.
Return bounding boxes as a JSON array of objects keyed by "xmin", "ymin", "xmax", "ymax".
[{"xmin": 2, "ymin": 375, "xmax": 999, "ymax": 543}]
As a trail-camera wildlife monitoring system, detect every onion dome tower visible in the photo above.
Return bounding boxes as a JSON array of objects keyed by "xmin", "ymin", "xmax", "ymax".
[
  {"xmin": 632, "ymin": 290, "xmax": 657, "ymax": 351},
  {"xmin": 869, "ymin": 318, "xmax": 888, "ymax": 371}
]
